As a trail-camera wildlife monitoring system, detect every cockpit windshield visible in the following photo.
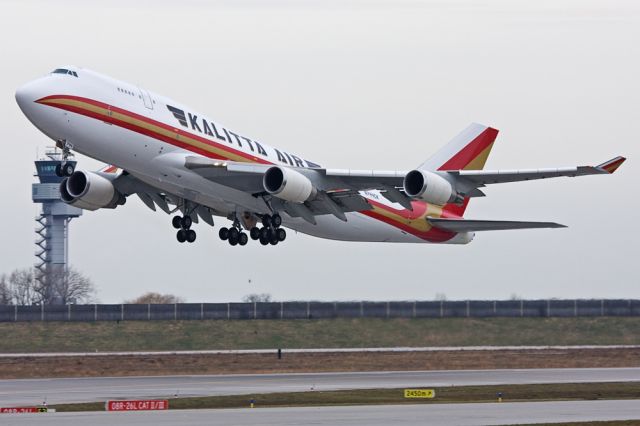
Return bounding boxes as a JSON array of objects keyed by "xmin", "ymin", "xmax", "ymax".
[{"xmin": 52, "ymin": 68, "xmax": 78, "ymax": 77}]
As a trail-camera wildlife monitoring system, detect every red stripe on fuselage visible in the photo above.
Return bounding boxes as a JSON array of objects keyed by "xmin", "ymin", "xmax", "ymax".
[{"xmin": 36, "ymin": 95, "xmax": 272, "ymax": 165}]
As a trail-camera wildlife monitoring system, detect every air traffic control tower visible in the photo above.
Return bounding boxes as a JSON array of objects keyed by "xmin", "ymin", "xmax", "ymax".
[{"xmin": 32, "ymin": 149, "xmax": 82, "ymax": 285}]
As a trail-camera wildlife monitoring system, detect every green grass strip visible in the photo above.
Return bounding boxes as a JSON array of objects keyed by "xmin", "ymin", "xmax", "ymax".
[{"xmin": 49, "ymin": 381, "xmax": 640, "ymax": 412}]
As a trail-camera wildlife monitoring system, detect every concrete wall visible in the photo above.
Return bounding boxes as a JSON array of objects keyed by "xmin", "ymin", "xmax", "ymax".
[{"xmin": 0, "ymin": 300, "xmax": 639, "ymax": 322}]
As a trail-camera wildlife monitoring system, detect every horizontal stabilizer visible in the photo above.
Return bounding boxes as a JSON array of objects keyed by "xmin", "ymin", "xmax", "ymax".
[{"xmin": 428, "ymin": 218, "xmax": 566, "ymax": 232}]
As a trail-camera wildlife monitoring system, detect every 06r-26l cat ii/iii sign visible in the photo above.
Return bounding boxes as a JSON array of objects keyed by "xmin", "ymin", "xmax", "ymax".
[{"xmin": 16, "ymin": 67, "xmax": 626, "ymax": 247}]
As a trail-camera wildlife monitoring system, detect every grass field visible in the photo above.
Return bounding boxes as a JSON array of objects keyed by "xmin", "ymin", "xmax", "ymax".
[
  {"xmin": 1, "ymin": 317, "xmax": 640, "ymax": 353},
  {"xmin": 48, "ymin": 382, "xmax": 640, "ymax": 412}
]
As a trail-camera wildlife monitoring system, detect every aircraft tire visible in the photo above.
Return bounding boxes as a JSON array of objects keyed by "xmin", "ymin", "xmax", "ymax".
[
  {"xmin": 172, "ymin": 216, "xmax": 182, "ymax": 229},
  {"xmin": 277, "ymin": 228, "xmax": 286, "ymax": 242},
  {"xmin": 186, "ymin": 229, "xmax": 197, "ymax": 243},
  {"xmin": 62, "ymin": 163, "xmax": 75, "ymax": 177},
  {"xmin": 218, "ymin": 227, "xmax": 229, "ymax": 240},
  {"xmin": 181, "ymin": 216, "xmax": 192, "ymax": 230},
  {"xmin": 249, "ymin": 227, "xmax": 260, "ymax": 240},
  {"xmin": 238, "ymin": 233, "xmax": 248, "ymax": 246},
  {"xmin": 176, "ymin": 229, "xmax": 187, "ymax": 243},
  {"xmin": 272, "ymin": 214, "xmax": 282, "ymax": 228}
]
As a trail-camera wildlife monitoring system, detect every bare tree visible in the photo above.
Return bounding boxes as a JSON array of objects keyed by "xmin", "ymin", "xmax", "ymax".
[
  {"xmin": 126, "ymin": 292, "xmax": 185, "ymax": 304},
  {"xmin": 45, "ymin": 267, "xmax": 96, "ymax": 304},
  {"xmin": 0, "ymin": 267, "xmax": 96, "ymax": 305},
  {"xmin": 242, "ymin": 293, "xmax": 272, "ymax": 303},
  {"xmin": 0, "ymin": 274, "xmax": 11, "ymax": 304},
  {"xmin": 9, "ymin": 269, "xmax": 38, "ymax": 305},
  {"xmin": 434, "ymin": 293, "xmax": 447, "ymax": 301}
]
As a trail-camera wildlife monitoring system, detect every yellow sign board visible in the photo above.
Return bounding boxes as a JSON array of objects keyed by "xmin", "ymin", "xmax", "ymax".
[{"xmin": 404, "ymin": 389, "xmax": 435, "ymax": 399}]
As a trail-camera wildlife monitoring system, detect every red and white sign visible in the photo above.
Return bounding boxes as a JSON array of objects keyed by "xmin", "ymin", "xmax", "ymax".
[
  {"xmin": 0, "ymin": 407, "xmax": 44, "ymax": 413},
  {"xmin": 106, "ymin": 400, "xmax": 169, "ymax": 411}
]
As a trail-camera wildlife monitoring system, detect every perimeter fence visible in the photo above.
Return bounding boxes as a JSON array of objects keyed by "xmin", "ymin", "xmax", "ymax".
[{"xmin": 0, "ymin": 299, "xmax": 639, "ymax": 322}]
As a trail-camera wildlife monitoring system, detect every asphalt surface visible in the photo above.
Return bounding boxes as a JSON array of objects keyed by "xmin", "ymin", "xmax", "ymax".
[
  {"xmin": 1, "ymin": 368, "xmax": 639, "ymax": 406},
  {"xmin": 2, "ymin": 400, "xmax": 640, "ymax": 425}
]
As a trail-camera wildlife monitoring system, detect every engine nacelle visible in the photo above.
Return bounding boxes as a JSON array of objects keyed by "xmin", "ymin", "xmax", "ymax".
[
  {"xmin": 403, "ymin": 169, "xmax": 455, "ymax": 205},
  {"xmin": 60, "ymin": 171, "xmax": 124, "ymax": 211},
  {"xmin": 263, "ymin": 166, "xmax": 316, "ymax": 203}
]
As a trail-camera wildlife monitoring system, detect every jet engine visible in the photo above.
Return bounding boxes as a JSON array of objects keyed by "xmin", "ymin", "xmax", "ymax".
[
  {"xmin": 60, "ymin": 171, "xmax": 125, "ymax": 211},
  {"xmin": 263, "ymin": 166, "xmax": 317, "ymax": 203},
  {"xmin": 403, "ymin": 169, "xmax": 455, "ymax": 206}
]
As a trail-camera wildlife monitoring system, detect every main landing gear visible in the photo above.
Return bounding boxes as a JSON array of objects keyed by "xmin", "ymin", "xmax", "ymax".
[
  {"xmin": 218, "ymin": 217, "xmax": 249, "ymax": 246},
  {"xmin": 219, "ymin": 214, "xmax": 286, "ymax": 247},
  {"xmin": 172, "ymin": 215, "xmax": 196, "ymax": 243}
]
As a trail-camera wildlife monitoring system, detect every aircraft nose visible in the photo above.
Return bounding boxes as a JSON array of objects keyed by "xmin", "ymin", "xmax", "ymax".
[{"xmin": 15, "ymin": 80, "xmax": 39, "ymax": 116}]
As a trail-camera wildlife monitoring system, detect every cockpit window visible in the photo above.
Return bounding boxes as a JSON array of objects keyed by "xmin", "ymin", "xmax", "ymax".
[{"xmin": 52, "ymin": 69, "xmax": 78, "ymax": 77}]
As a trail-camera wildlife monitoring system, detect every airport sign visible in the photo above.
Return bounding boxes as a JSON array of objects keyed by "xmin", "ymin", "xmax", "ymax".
[
  {"xmin": 106, "ymin": 400, "xmax": 169, "ymax": 411},
  {"xmin": 404, "ymin": 389, "xmax": 436, "ymax": 399},
  {"xmin": 0, "ymin": 407, "xmax": 47, "ymax": 413}
]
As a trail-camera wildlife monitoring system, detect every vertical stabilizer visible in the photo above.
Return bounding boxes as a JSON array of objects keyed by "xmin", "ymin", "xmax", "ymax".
[
  {"xmin": 420, "ymin": 123, "xmax": 498, "ymax": 171},
  {"xmin": 420, "ymin": 123, "xmax": 498, "ymax": 217}
]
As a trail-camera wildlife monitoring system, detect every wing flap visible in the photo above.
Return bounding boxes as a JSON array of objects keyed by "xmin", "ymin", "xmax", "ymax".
[{"xmin": 428, "ymin": 217, "xmax": 566, "ymax": 232}]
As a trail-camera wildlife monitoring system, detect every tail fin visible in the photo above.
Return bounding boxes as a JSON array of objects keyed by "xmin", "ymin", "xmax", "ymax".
[
  {"xmin": 420, "ymin": 123, "xmax": 499, "ymax": 171},
  {"xmin": 421, "ymin": 123, "xmax": 499, "ymax": 217}
]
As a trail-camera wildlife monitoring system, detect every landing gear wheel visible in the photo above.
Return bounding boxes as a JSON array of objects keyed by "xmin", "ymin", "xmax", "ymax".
[
  {"xmin": 228, "ymin": 232, "xmax": 239, "ymax": 246},
  {"xmin": 271, "ymin": 214, "xmax": 282, "ymax": 228},
  {"xmin": 276, "ymin": 228, "xmax": 286, "ymax": 242},
  {"xmin": 269, "ymin": 237, "xmax": 279, "ymax": 246},
  {"xmin": 262, "ymin": 216, "xmax": 271, "ymax": 228},
  {"xmin": 62, "ymin": 163, "xmax": 75, "ymax": 177},
  {"xmin": 186, "ymin": 229, "xmax": 197, "ymax": 243},
  {"xmin": 55, "ymin": 164, "xmax": 63, "ymax": 177},
  {"xmin": 176, "ymin": 229, "xmax": 187, "ymax": 243},
  {"xmin": 172, "ymin": 216, "xmax": 183, "ymax": 229},
  {"xmin": 238, "ymin": 233, "xmax": 248, "ymax": 246},
  {"xmin": 219, "ymin": 227, "xmax": 229, "ymax": 240},
  {"xmin": 259, "ymin": 227, "xmax": 269, "ymax": 240},
  {"xmin": 259, "ymin": 236, "xmax": 269, "ymax": 246},
  {"xmin": 249, "ymin": 227, "xmax": 260, "ymax": 240},
  {"xmin": 181, "ymin": 216, "xmax": 192, "ymax": 230}
]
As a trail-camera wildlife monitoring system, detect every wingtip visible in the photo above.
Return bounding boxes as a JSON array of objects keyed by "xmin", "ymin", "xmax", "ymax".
[{"xmin": 596, "ymin": 156, "xmax": 626, "ymax": 174}]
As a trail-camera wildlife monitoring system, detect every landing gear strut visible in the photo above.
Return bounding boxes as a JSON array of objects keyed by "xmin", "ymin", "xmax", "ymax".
[{"xmin": 54, "ymin": 140, "xmax": 75, "ymax": 177}]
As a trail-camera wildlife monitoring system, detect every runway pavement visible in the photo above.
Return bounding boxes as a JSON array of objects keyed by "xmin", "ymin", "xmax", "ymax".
[
  {"xmin": 0, "ymin": 368, "xmax": 639, "ymax": 406},
  {"xmin": 2, "ymin": 400, "xmax": 640, "ymax": 425}
]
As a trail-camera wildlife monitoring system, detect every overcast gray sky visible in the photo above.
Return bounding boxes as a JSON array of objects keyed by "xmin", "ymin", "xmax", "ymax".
[{"xmin": 1, "ymin": 0, "xmax": 637, "ymax": 303}]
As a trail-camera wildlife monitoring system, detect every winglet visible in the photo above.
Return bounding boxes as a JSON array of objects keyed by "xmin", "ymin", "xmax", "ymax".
[{"xmin": 596, "ymin": 156, "xmax": 626, "ymax": 174}]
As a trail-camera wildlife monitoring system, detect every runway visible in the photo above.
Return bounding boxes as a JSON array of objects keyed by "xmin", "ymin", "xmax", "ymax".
[
  {"xmin": 2, "ymin": 400, "xmax": 640, "ymax": 425},
  {"xmin": 1, "ymin": 368, "xmax": 638, "ymax": 406}
]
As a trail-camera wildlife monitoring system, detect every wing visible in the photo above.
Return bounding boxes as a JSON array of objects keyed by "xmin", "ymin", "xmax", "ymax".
[
  {"xmin": 111, "ymin": 172, "xmax": 217, "ymax": 226},
  {"xmin": 184, "ymin": 156, "xmax": 412, "ymax": 221},
  {"xmin": 428, "ymin": 218, "xmax": 566, "ymax": 232},
  {"xmin": 448, "ymin": 156, "xmax": 626, "ymax": 187}
]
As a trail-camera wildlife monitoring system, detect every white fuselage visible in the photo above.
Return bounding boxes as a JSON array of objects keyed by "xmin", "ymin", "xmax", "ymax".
[{"xmin": 16, "ymin": 67, "xmax": 471, "ymax": 244}]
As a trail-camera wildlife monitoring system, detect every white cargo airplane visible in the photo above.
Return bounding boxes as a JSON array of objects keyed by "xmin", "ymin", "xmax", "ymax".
[{"xmin": 16, "ymin": 66, "xmax": 626, "ymax": 246}]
